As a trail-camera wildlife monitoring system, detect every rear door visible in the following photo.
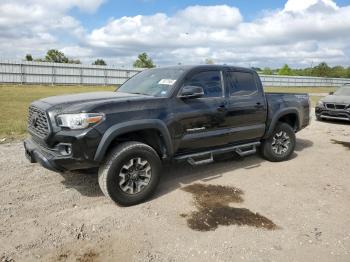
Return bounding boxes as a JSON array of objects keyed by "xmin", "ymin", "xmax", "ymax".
[{"xmin": 223, "ymin": 70, "xmax": 267, "ymax": 143}]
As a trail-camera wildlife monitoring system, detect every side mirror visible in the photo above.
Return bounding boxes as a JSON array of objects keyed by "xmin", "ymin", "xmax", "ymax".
[
  {"xmin": 179, "ymin": 85, "xmax": 204, "ymax": 99},
  {"xmin": 329, "ymin": 91, "xmax": 334, "ymax": 95}
]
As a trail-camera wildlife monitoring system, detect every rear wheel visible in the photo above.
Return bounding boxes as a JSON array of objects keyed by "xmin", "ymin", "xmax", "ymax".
[
  {"xmin": 260, "ymin": 122, "xmax": 296, "ymax": 162},
  {"xmin": 98, "ymin": 141, "xmax": 162, "ymax": 206}
]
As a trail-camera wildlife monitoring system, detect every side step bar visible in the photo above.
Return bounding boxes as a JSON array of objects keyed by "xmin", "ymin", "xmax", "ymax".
[{"xmin": 174, "ymin": 142, "xmax": 260, "ymax": 166}]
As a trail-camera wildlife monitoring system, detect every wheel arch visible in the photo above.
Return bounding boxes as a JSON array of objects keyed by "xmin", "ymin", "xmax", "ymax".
[
  {"xmin": 94, "ymin": 120, "xmax": 173, "ymax": 162},
  {"xmin": 264, "ymin": 108, "xmax": 300, "ymax": 139}
]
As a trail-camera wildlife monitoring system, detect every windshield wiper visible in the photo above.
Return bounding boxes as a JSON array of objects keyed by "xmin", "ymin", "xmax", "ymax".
[{"xmin": 130, "ymin": 92, "xmax": 152, "ymax": 96}]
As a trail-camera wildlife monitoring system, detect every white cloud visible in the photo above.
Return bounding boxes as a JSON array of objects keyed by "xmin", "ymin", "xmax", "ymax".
[
  {"xmin": 176, "ymin": 5, "xmax": 242, "ymax": 28},
  {"xmin": 0, "ymin": 0, "xmax": 349, "ymax": 67},
  {"xmin": 0, "ymin": 0, "xmax": 103, "ymax": 58},
  {"xmin": 284, "ymin": 0, "xmax": 338, "ymax": 13},
  {"xmin": 82, "ymin": 0, "xmax": 350, "ymax": 67}
]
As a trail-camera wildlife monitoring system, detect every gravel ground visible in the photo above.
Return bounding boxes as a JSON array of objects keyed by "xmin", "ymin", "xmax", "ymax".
[{"xmin": 0, "ymin": 116, "xmax": 349, "ymax": 262}]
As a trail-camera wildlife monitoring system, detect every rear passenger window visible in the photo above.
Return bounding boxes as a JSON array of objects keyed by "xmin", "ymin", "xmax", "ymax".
[
  {"xmin": 228, "ymin": 71, "xmax": 258, "ymax": 96},
  {"xmin": 183, "ymin": 71, "xmax": 222, "ymax": 98}
]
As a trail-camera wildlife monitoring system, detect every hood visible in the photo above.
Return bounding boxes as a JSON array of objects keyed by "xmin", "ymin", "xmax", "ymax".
[
  {"xmin": 39, "ymin": 91, "xmax": 147, "ymax": 106},
  {"xmin": 321, "ymin": 95, "xmax": 350, "ymax": 104}
]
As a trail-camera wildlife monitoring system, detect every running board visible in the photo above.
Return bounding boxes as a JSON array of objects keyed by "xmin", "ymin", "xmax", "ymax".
[{"xmin": 175, "ymin": 142, "xmax": 260, "ymax": 166}]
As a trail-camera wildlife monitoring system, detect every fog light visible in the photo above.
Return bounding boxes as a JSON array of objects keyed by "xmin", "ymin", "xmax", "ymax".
[
  {"xmin": 65, "ymin": 145, "xmax": 72, "ymax": 155},
  {"xmin": 58, "ymin": 144, "xmax": 72, "ymax": 156}
]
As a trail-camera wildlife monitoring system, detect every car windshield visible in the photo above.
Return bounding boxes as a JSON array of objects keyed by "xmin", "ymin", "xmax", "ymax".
[
  {"xmin": 117, "ymin": 68, "xmax": 185, "ymax": 97},
  {"xmin": 334, "ymin": 86, "xmax": 350, "ymax": 96}
]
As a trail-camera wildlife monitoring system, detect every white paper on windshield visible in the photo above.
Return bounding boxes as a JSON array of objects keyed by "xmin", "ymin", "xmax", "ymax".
[{"xmin": 158, "ymin": 79, "xmax": 176, "ymax": 85}]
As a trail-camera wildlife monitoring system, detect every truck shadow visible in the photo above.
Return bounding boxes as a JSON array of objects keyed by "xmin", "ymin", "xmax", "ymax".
[
  {"xmin": 58, "ymin": 138, "xmax": 313, "ymax": 199},
  {"xmin": 59, "ymin": 168, "xmax": 103, "ymax": 197},
  {"xmin": 155, "ymin": 138, "xmax": 313, "ymax": 200}
]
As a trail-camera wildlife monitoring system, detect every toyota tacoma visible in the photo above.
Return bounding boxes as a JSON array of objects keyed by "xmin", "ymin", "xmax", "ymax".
[{"xmin": 24, "ymin": 65, "xmax": 310, "ymax": 206}]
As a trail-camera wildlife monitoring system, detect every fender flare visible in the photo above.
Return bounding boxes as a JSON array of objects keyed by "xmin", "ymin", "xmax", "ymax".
[
  {"xmin": 94, "ymin": 119, "xmax": 173, "ymax": 162},
  {"xmin": 264, "ymin": 108, "xmax": 300, "ymax": 139}
]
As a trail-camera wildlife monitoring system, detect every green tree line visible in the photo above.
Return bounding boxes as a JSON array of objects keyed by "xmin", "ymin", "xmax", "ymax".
[
  {"xmin": 261, "ymin": 63, "xmax": 350, "ymax": 78},
  {"xmin": 25, "ymin": 50, "xmax": 81, "ymax": 64},
  {"xmin": 25, "ymin": 50, "xmax": 155, "ymax": 68}
]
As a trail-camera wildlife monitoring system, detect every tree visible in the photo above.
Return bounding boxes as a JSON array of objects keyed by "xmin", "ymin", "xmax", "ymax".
[
  {"xmin": 93, "ymin": 59, "xmax": 107, "ymax": 66},
  {"xmin": 262, "ymin": 67, "xmax": 273, "ymax": 75},
  {"xmin": 330, "ymin": 66, "xmax": 346, "ymax": 78},
  {"xmin": 45, "ymin": 49, "xmax": 69, "ymax": 63},
  {"xmin": 205, "ymin": 58, "xmax": 214, "ymax": 65},
  {"xmin": 278, "ymin": 64, "xmax": 293, "ymax": 76},
  {"xmin": 133, "ymin": 53, "xmax": 155, "ymax": 68},
  {"xmin": 25, "ymin": 54, "xmax": 33, "ymax": 61},
  {"xmin": 312, "ymin": 62, "xmax": 331, "ymax": 77}
]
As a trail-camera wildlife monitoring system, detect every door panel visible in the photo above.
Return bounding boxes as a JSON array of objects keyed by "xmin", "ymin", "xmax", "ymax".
[
  {"xmin": 173, "ymin": 97, "xmax": 228, "ymax": 153},
  {"xmin": 170, "ymin": 70, "xmax": 229, "ymax": 154},
  {"xmin": 224, "ymin": 71, "xmax": 267, "ymax": 143}
]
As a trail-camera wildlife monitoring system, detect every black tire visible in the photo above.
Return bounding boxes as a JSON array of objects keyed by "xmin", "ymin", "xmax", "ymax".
[
  {"xmin": 260, "ymin": 122, "xmax": 296, "ymax": 162},
  {"xmin": 316, "ymin": 115, "xmax": 322, "ymax": 121},
  {"xmin": 98, "ymin": 141, "xmax": 162, "ymax": 206}
]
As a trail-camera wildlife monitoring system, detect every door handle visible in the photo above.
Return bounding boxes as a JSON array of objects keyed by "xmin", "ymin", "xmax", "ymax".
[
  {"xmin": 255, "ymin": 102, "xmax": 264, "ymax": 109},
  {"xmin": 217, "ymin": 105, "xmax": 227, "ymax": 112}
]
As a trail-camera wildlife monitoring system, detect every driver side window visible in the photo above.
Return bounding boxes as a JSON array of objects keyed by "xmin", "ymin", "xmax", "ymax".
[{"xmin": 183, "ymin": 71, "xmax": 222, "ymax": 98}]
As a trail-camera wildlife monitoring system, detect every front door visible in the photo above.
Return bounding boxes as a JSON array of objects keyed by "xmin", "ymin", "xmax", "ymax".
[{"xmin": 171, "ymin": 70, "xmax": 228, "ymax": 154}]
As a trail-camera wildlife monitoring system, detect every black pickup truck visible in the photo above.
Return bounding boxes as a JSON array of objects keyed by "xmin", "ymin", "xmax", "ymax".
[{"xmin": 24, "ymin": 65, "xmax": 310, "ymax": 205}]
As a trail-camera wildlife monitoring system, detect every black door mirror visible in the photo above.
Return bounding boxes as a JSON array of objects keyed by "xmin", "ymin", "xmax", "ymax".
[
  {"xmin": 329, "ymin": 91, "xmax": 334, "ymax": 95},
  {"xmin": 179, "ymin": 85, "xmax": 204, "ymax": 99}
]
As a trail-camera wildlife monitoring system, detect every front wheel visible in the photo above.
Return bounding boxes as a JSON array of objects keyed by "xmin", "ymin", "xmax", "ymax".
[
  {"xmin": 98, "ymin": 141, "xmax": 162, "ymax": 206},
  {"xmin": 260, "ymin": 122, "xmax": 296, "ymax": 162}
]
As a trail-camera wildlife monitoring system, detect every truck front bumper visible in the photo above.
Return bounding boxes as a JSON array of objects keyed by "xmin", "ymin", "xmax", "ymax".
[
  {"xmin": 24, "ymin": 138, "xmax": 99, "ymax": 172},
  {"xmin": 24, "ymin": 139, "xmax": 64, "ymax": 172}
]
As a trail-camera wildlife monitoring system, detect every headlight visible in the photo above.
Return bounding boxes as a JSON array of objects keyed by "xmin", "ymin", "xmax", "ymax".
[
  {"xmin": 317, "ymin": 100, "xmax": 324, "ymax": 107},
  {"xmin": 56, "ymin": 113, "xmax": 104, "ymax": 130}
]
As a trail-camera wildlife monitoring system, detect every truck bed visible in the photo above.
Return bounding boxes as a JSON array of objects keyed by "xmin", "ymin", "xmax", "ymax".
[{"xmin": 265, "ymin": 92, "xmax": 310, "ymax": 132}]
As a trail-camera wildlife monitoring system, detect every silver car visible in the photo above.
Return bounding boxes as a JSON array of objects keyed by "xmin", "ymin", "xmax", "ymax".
[{"xmin": 315, "ymin": 84, "xmax": 350, "ymax": 121}]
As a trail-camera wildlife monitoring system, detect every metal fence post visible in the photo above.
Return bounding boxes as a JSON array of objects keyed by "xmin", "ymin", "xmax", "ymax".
[
  {"xmin": 51, "ymin": 65, "xmax": 55, "ymax": 85},
  {"xmin": 104, "ymin": 68, "xmax": 107, "ymax": 86},
  {"xmin": 20, "ymin": 63, "xmax": 24, "ymax": 85},
  {"xmin": 80, "ymin": 67, "xmax": 83, "ymax": 85}
]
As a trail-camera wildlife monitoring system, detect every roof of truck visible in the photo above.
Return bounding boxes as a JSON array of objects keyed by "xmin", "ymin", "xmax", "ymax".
[{"xmin": 154, "ymin": 64, "xmax": 256, "ymax": 73}]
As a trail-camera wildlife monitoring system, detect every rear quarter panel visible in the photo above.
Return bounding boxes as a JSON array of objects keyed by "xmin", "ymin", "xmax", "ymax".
[{"xmin": 265, "ymin": 92, "xmax": 310, "ymax": 137}]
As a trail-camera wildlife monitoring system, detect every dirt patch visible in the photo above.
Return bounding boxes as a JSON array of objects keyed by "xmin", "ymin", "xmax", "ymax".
[
  {"xmin": 331, "ymin": 139, "xmax": 350, "ymax": 150},
  {"xmin": 76, "ymin": 250, "xmax": 98, "ymax": 262},
  {"xmin": 181, "ymin": 184, "xmax": 278, "ymax": 231},
  {"xmin": 56, "ymin": 249, "xmax": 98, "ymax": 262}
]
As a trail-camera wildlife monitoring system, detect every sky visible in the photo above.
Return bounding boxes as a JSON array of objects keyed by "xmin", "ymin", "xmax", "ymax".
[{"xmin": 0, "ymin": 0, "xmax": 350, "ymax": 68}]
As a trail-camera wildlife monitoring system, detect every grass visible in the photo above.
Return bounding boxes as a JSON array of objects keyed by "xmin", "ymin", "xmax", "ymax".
[
  {"xmin": 0, "ymin": 84, "xmax": 334, "ymax": 141},
  {"xmin": 0, "ymin": 85, "xmax": 115, "ymax": 140},
  {"xmin": 264, "ymin": 86, "xmax": 336, "ymax": 94}
]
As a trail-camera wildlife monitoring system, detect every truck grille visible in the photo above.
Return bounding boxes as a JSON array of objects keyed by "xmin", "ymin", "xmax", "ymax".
[
  {"xmin": 28, "ymin": 106, "xmax": 50, "ymax": 137},
  {"xmin": 325, "ymin": 103, "xmax": 348, "ymax": 110}
]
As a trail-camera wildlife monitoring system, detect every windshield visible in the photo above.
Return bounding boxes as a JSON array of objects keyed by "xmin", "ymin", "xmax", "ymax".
[
  {"xmin": 117, "ymin": 68, "xmax": 185, "ymax": 97},
  {"xmin": 334, "ymin": 86, "xmax": 350, "ymax": 96}
]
